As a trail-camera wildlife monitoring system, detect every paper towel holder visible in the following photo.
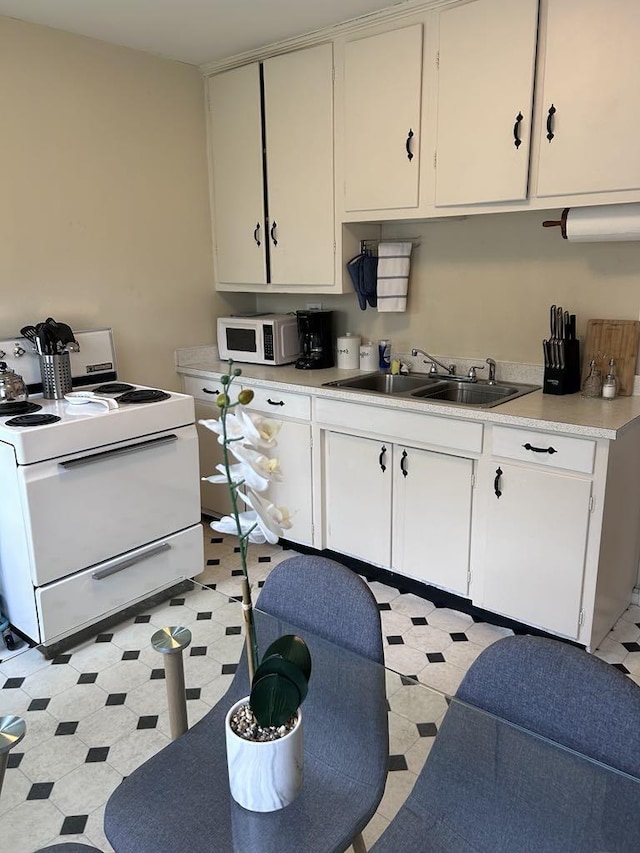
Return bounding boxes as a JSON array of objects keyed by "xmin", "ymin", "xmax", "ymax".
[{"xmin": 542, "ymin": 208, "xmax": 569, "ymax": 239}]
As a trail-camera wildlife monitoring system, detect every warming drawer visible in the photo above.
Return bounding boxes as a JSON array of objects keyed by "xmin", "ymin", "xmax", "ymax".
[
  {"xmin": 19, "ymin": 425, "xmax": 201, "ymax": 586},
  {"xmin": 36, "ymin": 524, "xmax": 204, "ymax": 642}
]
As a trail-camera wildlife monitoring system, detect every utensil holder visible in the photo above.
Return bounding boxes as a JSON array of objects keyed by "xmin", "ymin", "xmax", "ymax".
[
  {"xmin": 40, "ymin": 353, "xmax": 72, "ymax": 399},
  {"xmin": 543, "ymin": 339, "xmax": 581, "ymax": 395}
]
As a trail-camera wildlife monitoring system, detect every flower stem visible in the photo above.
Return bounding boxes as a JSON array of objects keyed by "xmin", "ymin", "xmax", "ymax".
[{"xmin": 220, "ymin": 370, "xmax": 259, "ymax": 681}]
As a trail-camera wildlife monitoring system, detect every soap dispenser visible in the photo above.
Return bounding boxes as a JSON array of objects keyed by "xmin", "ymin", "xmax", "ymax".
[{"xmin": 602, "ymin": 358, "xmax": 618, "ymax": 400}]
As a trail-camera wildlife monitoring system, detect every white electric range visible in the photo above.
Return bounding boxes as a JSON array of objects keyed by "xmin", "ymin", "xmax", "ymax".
[{"xmin": 0, "ymin": 329, "xmax": 203, "ymax": 647}]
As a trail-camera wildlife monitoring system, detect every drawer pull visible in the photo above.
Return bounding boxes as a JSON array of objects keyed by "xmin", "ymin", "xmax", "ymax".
[
  {"xmin": 253, "ymin": 222, "xmax": 261, "ymax": 247},
  {"xmin": 202, "ymin": 387, "xmax": 220, "ymax": 395},
  {"xmin": 379, "ymin": 445, "xmax": 387, "ymax": 473},
  {"xmin": 523, "ymin": 442, "xmax": 557, "ymax": 455},
  {"xmin": 400, "ymin": 449, "xmax": 408, "ymax": 478},
  {"xmin": 60, "ymin": 434, "xmax": 178, "ymax": 469},
  {"xmin": 92, "ymin": 542, "xmax": 171, "ymax": 580},
  {"xmin": 270, "ymin": 221, "xmax": 278, "ymax": 247},
  {"xmin": 494, "ymin": 467, "xmax": 503, "ymax": 499},
  {"xmin": 267, "ymin": 398, "xmax": 285, "ymax": 406}
]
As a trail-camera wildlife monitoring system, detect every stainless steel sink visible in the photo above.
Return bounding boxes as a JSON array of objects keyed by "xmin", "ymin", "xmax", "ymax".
[
  {"xmin": 322, "ymin": 372, "xmax": 539, "ymax": 408},
  {"xmin": 411, "ymin": 381, "xmax": 530, "ymax": 407},
  {"xmin": 322, "ymin": 373, "xmax": 441, "ymax": 395}
]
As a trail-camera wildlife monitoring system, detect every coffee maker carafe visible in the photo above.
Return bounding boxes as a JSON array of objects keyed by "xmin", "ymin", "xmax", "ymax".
[{"xmin": 295, "ymin": 310, "xmax": 334, "ymax": 370}]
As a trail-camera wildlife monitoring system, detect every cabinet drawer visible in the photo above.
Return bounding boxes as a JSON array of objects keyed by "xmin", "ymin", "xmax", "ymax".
[
  {"xmin": 183, "ymin": 374, "xmax": 225, "ymax": 403},
  {"xmin": 491, "ymin": 426, "xmax": 595, "ymax": 474},
  {"xmin": 36, "ymin": 525, "xmax": 204, "ymax": 642},
  {"xmin": 243, "ymin": 385, "xmax": 311, "ymax": 420}
]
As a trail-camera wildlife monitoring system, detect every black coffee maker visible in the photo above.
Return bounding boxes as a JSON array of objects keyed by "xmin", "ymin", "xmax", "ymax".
[{"xmin": 295, "ymin": 310, "xmax": 334, "ymax": 369}]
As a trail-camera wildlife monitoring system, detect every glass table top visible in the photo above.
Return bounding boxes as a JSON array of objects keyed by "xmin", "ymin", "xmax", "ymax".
[{"xmin": 1, "ymin": 578, "xmax": 639, "ymax": 852}]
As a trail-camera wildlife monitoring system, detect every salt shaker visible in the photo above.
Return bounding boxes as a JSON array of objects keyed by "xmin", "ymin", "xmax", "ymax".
[{"xmin": 602, "ymin": 358, "xmax": 618, "ymax": 400}]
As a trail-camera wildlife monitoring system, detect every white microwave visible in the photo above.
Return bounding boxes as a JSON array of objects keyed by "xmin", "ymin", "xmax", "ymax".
[{"xmin": 217, "ymin": 314, "xmax": 300, "ymax": 365}]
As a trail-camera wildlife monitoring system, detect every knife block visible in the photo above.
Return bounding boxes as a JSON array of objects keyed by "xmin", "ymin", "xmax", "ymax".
[{"xmin": 543, "ymin": 340, "xmax": 581, "ymax": 395}]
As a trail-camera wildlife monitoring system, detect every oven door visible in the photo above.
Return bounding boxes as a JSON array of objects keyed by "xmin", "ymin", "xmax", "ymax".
[{"xmin": 18, "ymin": 425, "xmax": 201, "ymax": 586}]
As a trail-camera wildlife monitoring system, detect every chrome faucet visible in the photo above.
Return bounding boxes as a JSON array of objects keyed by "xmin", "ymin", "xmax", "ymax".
[
  {"xmin": 411, "ymin": 348, "xmax": 456, "ymax": 376},
  {"xmin": 467, "ymin": 365, "xmax": 486, "ymax": 382},
  {"xmin": 485, "ymin": 357, "xmax": 497, "ymax": 384}
]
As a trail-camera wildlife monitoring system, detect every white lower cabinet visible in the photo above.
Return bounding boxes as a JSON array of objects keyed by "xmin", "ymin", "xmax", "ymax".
[
  {"xmin": 324, "ymin": 431, "xmax": 473, "ymax": 595},
  {"xmin": 475, "ymin": 460, "xmax": 592, "ymax": 639},
  {"xmin": 183, "ymin": 374, "xmax": 313, "ymax": 547}
]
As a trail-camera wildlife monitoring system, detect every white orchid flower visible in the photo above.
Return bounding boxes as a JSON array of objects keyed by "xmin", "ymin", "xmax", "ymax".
[
  {"xmin": 234, "ymin": 408, "xmax": 281, "ymax": 450},
  {"xmin": 240, "ymin": 488, "xmax": 292, "ymax": 544},
  {"xmin": 210, "ymin": 511, "xmax": 269, "ymax": 544}
]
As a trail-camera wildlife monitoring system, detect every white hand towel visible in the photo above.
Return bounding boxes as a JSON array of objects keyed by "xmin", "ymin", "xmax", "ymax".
[{"xmin": 376, "ymin": 242, "xmax": 412, "ymax": 312}]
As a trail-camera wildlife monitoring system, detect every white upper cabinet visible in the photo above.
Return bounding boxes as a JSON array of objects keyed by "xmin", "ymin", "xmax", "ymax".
[
  {"xmin": 263, "ymin": 45, "xmax": 335, "ymax": 286},
  {"xmin": 343, "ymin": 24, "xmax": 423, "ymax": 212},
  {"xmin": 435, "ymin": 0, "xmax": 539, "ymax": 206},
  {"xmin": 207, "ymin": 43, "xmax": 335, "ymax": 290},
  {"xmin": 536, "ymin": 0, "xmax": 640, "ymax": 198},
  {"xmin": 208, "ymin": 64, "xmax": 266, "ymax": 285}
]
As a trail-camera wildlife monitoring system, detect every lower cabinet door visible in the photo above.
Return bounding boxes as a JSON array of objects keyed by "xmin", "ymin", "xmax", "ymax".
[
  {"xmin": 478, "ymin": 462, "xmax": 592, "ymax": 638},
  {"xmin": 392, "ymin": 446, "xmax": 473, "ymax": 595},
  {"xmin": 325, "ymin": 431, "xmax": 392, "ymax": 567},
  {"xmin": 264, "ymin": 419, "xmax": 313, "ymax": 547},
  {"xmin": 195, "ymin": 398, "xmax": 234, "ymax": 518}
]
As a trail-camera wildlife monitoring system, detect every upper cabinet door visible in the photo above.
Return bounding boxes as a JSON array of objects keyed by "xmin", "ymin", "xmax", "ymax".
[
  {"xmin": 537, "ymin": 0, "xmax": 640, "ymax": 198},
  {"xmin": 435, "ymin": 0, "xmax": 539, "ymax": 207},
  {"xmin": 207, "ymin": 65, "xmax": 266, "ymax": 285},
  {"xmin": 344, "ymin": 24, "xmax": 423, "ymax": 212},
  {"xmin": 263, "ymin": 44, "xmax": 335, "ymax": 287}
]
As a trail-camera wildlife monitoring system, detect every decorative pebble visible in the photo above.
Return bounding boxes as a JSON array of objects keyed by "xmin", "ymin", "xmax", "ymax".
[{"xmin": 230, "ymin": 703, "xmax": 297, "ymax": 742}]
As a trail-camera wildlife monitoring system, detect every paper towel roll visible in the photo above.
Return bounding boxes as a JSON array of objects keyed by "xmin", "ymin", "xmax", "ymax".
[
  {"xmin": 337, "ymin": 333, "xmax": 360, "ymax": 369},
  {"xmin": 544, "ymin": 204, "xmax": 640, "ymax": 242}
]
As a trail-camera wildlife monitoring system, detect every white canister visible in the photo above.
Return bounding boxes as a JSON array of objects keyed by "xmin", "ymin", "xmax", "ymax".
[
  {"xmin": 359, "ymin": 341, "xmax": 378, "ymax": 371},
  {"xmin": 336, "ymin": 333, "xmax": 361, "ymax": 370}
]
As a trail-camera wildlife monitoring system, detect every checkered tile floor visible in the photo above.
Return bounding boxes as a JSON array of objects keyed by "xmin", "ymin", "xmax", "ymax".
[{"xmin": 1, "ymin": 523, "xmax": 639, "ymax": 852}]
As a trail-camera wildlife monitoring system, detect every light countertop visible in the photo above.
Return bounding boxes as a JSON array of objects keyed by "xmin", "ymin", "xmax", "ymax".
[{"xmin": 176, "ymin": 347, "xmax": 640, "ymax": 440}]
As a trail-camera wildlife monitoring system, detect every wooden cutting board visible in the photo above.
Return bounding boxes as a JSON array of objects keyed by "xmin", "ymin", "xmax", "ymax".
[{"xmin": 581, "ymin": 319, "xmax": 640, "ymax": 396}]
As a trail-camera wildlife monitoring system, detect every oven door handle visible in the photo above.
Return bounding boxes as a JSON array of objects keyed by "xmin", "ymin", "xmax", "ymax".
[
  {"xmin": 59, "ymin": 434, "xmax": 178, "ymax": 469},
  {"xmin": 92, "ymin": 541, "xmax": 171, "ymax": 580}
]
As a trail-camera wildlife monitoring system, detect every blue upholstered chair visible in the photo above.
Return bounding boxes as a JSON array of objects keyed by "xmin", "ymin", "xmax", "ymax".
[
  {"xmin": 371, "ymin": 634, "xmax": 640, "ymax": 853},
  {"xmin": 104, "ymin": 554, "xmax": 388, "ymax": 853}
]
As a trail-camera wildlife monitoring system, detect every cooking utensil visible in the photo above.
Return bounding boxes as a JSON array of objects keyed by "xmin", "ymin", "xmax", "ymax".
[
  {"xmin": 20, "ymin": 325, "xmax": 39, "ymax": 349},
  {"xmin": 550, "ymin": 305, "xmax": 556, "ymax": 339},
  {"xmin": 557, "ymin": 306, "xmax": 564, "ymax": 340}
]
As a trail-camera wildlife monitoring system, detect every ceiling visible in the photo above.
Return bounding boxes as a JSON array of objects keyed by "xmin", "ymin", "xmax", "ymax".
[{"xmin": 0, "ymin": 0, "xmax": 407, "ymax": 66}]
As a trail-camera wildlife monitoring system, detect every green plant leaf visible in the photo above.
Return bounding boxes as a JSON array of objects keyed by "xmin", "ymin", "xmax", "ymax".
[
  {"xmin": 262, "ymin": 635, "xmax": 312, "ymax": 682},
  {"xmin": 253, "ymin": 654, "xmax": 309, "ymax": 705},
  {"xmin": 250, "ymin": 672, "xmax": 301, "ymax": 728}
]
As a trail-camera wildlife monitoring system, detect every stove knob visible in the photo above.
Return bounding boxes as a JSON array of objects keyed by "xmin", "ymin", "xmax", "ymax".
[
  {"xmin": 13, "ymin": 344, "xmax": 26, "ymax": 357},
  {"xmin": 0, "ymin": 350, "xmax": 5, "ymax": 360}
]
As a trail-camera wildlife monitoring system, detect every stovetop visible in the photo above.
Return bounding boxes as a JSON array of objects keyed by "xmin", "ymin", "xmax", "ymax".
[{"xmin": 0, "ymin": 381, "xmax": 196, "ymax": 465}]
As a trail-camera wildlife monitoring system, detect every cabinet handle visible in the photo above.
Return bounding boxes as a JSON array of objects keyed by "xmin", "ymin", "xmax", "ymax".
[
  {"xmin": 253, "ymin": 222, "xmax": 261, "ymax": 247},
  {"xmin": 523, "ymin": 442, "xmax": 557, "ymax": 455},
  {"xmin": 494, "ymin": 466, "xmax": 503, "ymax": 499},
  {"xmin": 379, "ymin": 445, "xmax": 387, "ymax": 472},
  {"xmin": 405, "ymin": 129, "xmax": 414, "ymax": 161},
  {"xmin": 267, "ymin": 398, "xmax": 284, "ymax": 406},
  {"xmin": 400, "ymin": 449, "xmax": 408, "ymax": 478},
  {"xmin": 202, "ymin": 387, "xmax": 220, "ymax": 395},
  {"xmin": 546, "ymin": 104, "xmax": 556, "ymax": 142},
  {"xmin": 513, "ymin": 111, "xmax": 523, "ymax": 149},
  {"xmin": 270, "ymin": 221, "xmax": 278, "ymax": 246}
]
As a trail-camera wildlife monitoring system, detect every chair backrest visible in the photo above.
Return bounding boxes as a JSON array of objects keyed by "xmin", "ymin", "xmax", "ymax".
[
  {"xmin": 255, "ymin": 554, "xmax": 384, "ymax": 664},
  {"xmin": 456, "ymin": 634, "xmax": 640, "ymax": 777}
]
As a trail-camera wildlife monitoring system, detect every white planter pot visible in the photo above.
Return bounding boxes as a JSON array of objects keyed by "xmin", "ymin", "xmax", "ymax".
[{"xmin": 225, "ymin": 696, "xmax": 303, "ymax": 812}]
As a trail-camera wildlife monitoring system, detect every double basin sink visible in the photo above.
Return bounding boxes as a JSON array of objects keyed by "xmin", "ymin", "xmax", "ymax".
[{"xmin": 322, "ymin": 372, "xmax": 540, "ymax": 409}]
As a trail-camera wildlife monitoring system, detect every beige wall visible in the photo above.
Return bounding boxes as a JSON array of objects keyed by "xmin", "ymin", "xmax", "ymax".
[
  {"xmin": 0, "ymin": 16, "xmax": 245, "ymax": 391},
  {"xmin": 258, "ymin": 211, "xmax": 640, "ymax": 367}
]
